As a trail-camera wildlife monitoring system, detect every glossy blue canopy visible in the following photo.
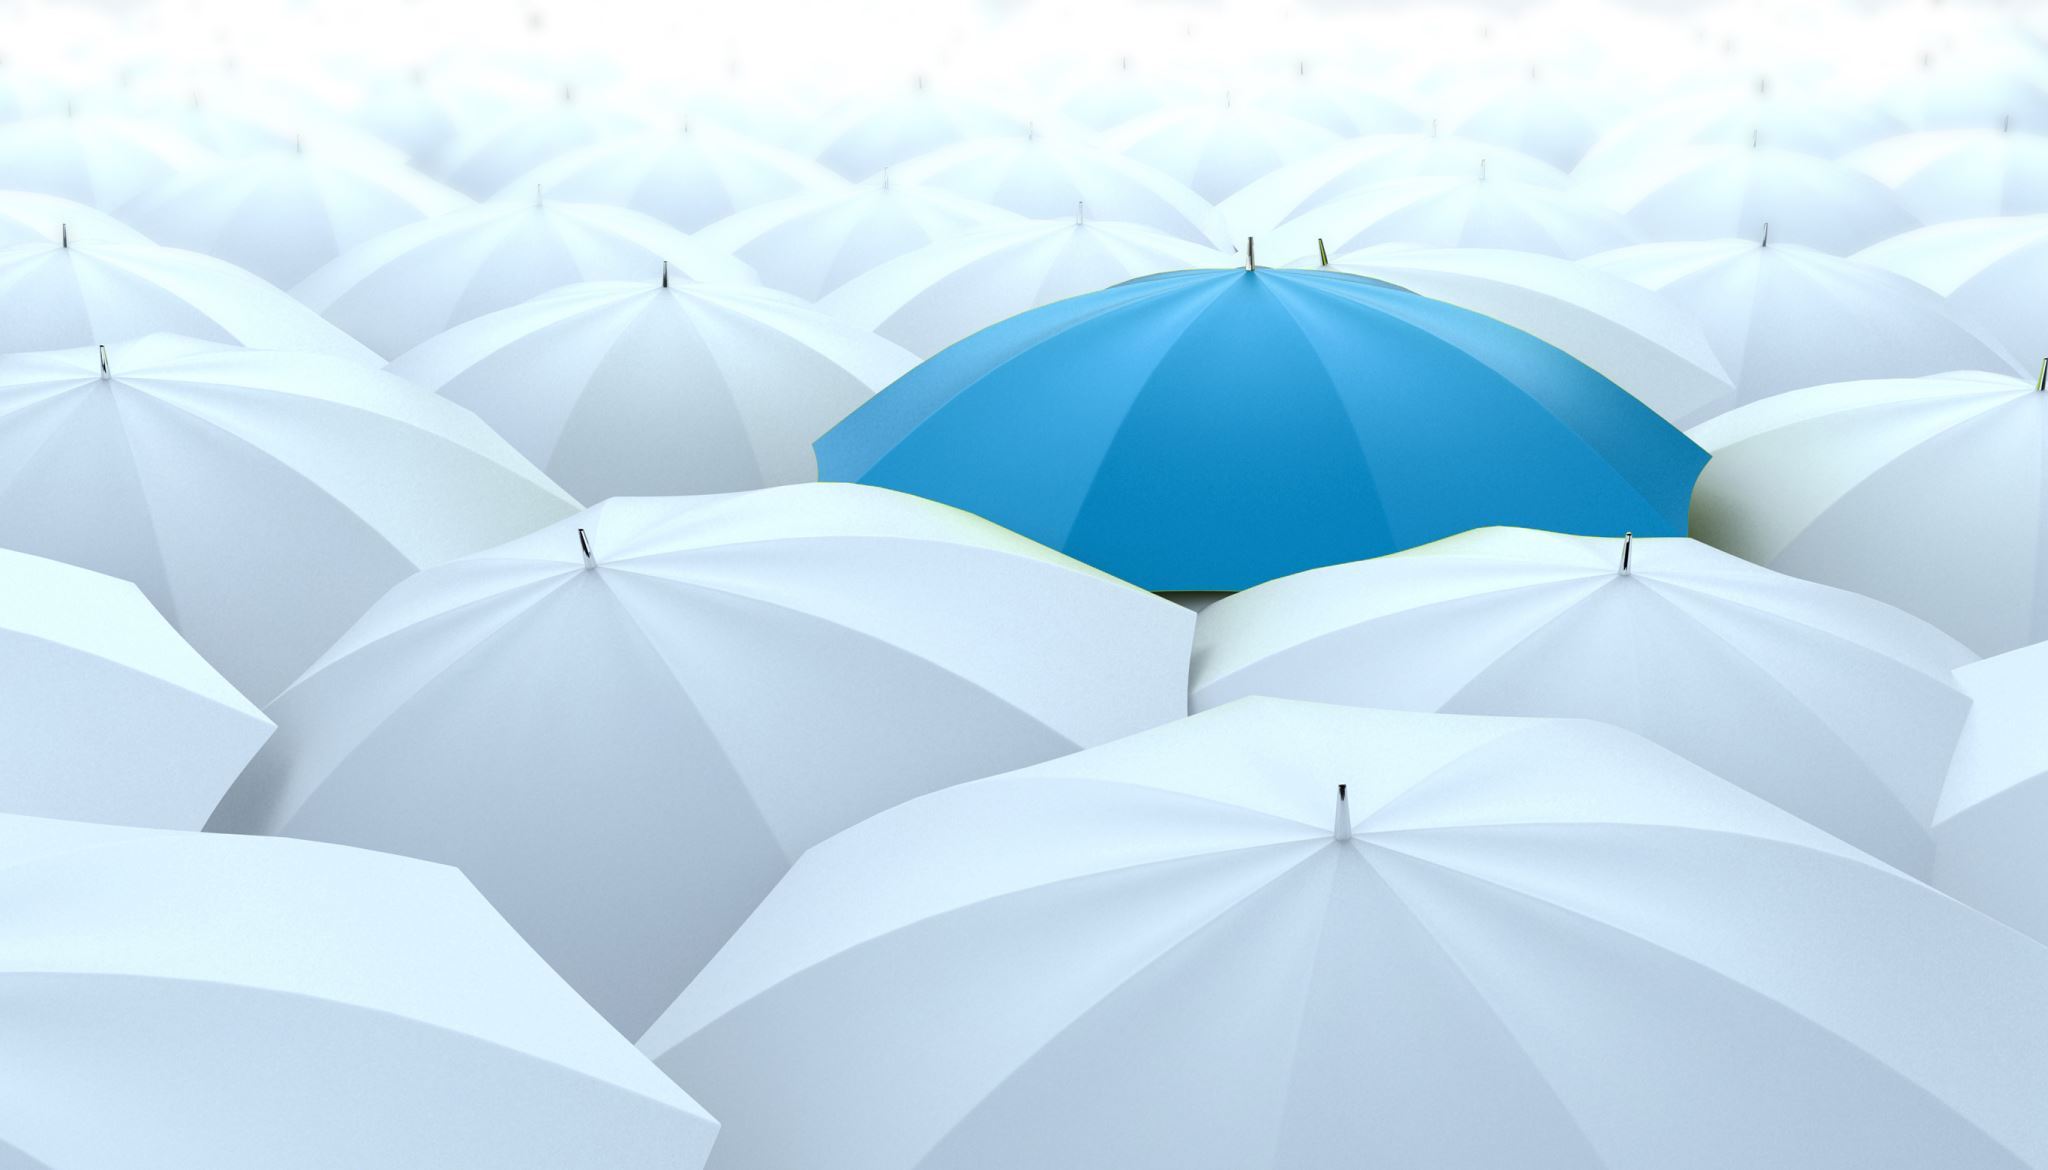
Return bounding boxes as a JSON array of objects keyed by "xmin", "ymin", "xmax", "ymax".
[{"xmin": 816, "ymin": 267, "xmax": 1709, "ymax": 591}]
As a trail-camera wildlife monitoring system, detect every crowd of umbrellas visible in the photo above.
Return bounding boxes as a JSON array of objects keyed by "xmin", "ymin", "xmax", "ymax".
[{"xmin": 7, "ymin": 0, "xmax": 2048, "ymax": 1165}]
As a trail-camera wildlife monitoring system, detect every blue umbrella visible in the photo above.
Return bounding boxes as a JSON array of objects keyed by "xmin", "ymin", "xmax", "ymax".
[{"xmin": 816, "ymin": 265, "xmax": 1708, "ymax": 591}]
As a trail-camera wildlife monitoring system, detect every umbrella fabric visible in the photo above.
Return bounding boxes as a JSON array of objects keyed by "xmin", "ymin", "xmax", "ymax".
[
  {"xmin": 1576, "ymin": 87, "xmax": 1902, "ymax": 179},
  {"xmin": 643, "ymin": 698, "xmax": 2048, "ymax": 1170},
  {"xmin": 0, "ymin": 547, "xmax": 272, "ymax": 828},
  {"xmin": 806, "ymin": 86, "xmax": 1025, "ymax": 179},
  {"xmin": 1690, "ymin": 370, "xmax": 2048, "ymax": 656},
  {"xmin": 294, "ymin": 196, "xmax": 753, "ymax": 359},
  {"xmin": 1266, "ymin": 173, "xmax": 1638, "ymax": 260},
  {"xmin": 1848, "ymin": 129, "xmax": 2048, "ymax": 222},
  {"xmin": 390, "ymin": 277, "xmax": 914, "ymax": 501},
  {"xmin": 1934, "ymin": 639, "xmax": 2048, "ymax": 944},
  {"xmin": 1104, "ymin": 102, "xmax": 1341, "ymax": 203},
  {"xmin": 817, "ymin": 267, "xmax": 1706, "ymax": 592},
  {"xmin": 1056, "ymin": 71, "xmax": 1202, "ymax": 133},
  {"xmin": 210, "ymin": 484, "xmax": 1195, "ymax": 1038},
  {"xmin": 0, "ymin": 190, "xmax": 145, "ymax": 246},
  {"xmin": 1191, "ymin": 527, "xmax": 1973, "ymax": 872},
  {"xmin": 0, "ymin": 813, "xmax": 717, "ymax": 1170},
  {"xmin": 433, "ymin": 93, "xmax": 645, "ymax": 197},
  {"xmin": 1446, "ymin": 78, "xmax": 1617, "ymax": 170},
  {"xmin": 506, "ymin": 125, "xmax": 846, "ymax": 232},
  {"xmin": 1584, "ymin": 144, "xmax": 1920, "ymax": 254},
  {"xmin": 1244, "ymin": 76, "xmax": 1420, "ymax": 138},
  {"xmin": 0, "ymin": 116, "xmax": 213, "ymax": 209},
  {"xmin": 1857, "ymin": 214, "xmax": 2048, "ymax": 369},
  {"xmin": 1219, "ymin": 134, "xmax": 1567, "ymax": 238},
  {"xmin": 0, "ymin": 334, "xmax": 576, "ymax": 701}
]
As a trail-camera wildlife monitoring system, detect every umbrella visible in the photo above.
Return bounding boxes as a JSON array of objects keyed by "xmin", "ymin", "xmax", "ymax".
[
  {"xmin": 1886, "ymin": 54, "xmax": 2048, "ymax": 135},
  {"xmin": 294, "ymin": 194, "xmax": 753, "ymax": 359},
  {"xmin": 642, "ymin": 697, "xmax": 2048, "ymax": 1170},
  {"xmin": 125, "ymin": 148, "xmax": 471, "ymax": 287},
  {"xmin": 1103, "ymin": 100, "xmax": 1341, "ymax": 203},
  {"xmin": 0, "ymin": 236, "xmax": 378, "ymax": 363},
  {"xmin": 506, "ymin": 125, "xmax": 845, "ymax": 232},
  {"xmin": 1266, "ymin": 172, "xmax": 1639, "ymax": 260},
  {"xmin": 806, "ymin": 83, "xmax": 1025, "ymax": 179},
  {"xmin": 1690, "ymin": 369, "xmax": 2048, "ymax": 656},
  {"xmin": 1584, "ymin": 143, "xmax": 1920, "ymax": 254},
  {"xmin": 1191, "ymin": 527, "xmax": 1973, "ymax": 872},
  {"xmin": 1056, "ymin": 67, "xmax": 1202, "ymax": 133},
  {"xmin": 1857, "ymin": 213, "xmax": 2048, "ymax": 368},
  {"xmin": 1934, "ymin": 638, "xmax": 2048, "ymax": 943},
  {"xmin": 1244, "ymin": 72, "xmax": 1421, "ymax": 138},
  {"xmin": 819, "ymin": 217, "xmax": 1234, "ymax": 357},
  {"xmin": 390, "ymin": 275, "xmax": 914, "ymax": 501},
  {"xmin": 0, "ymin": 190, "xmax": 146, "ymax": 245},
  {"xmin": 0, "ymin": 547, "xmax": 272, "ymax": 828},
  {"xmin": 433, "ymin": 89, "xmax": 645, "ymax": 198},
  {"xmin": 1591, "ymin": 237, "xmax": 2019, "ymax": 404},
  {"xmin": 1325, "ymin": 245, "xmax": 1735, "ymax": 425},
  {"xmin": 210, "ymin": 484, "xmax": 1195, "ymax": 1038},
  {"xmin": 0, "ymin": 334, "xmax": 576, "ymax": 701},
  {"xmin": 1218, "ymin": 134, "xmax": 1567, "ymax": 238},
  {"xmin": 816, "ymin": 266, "xmax": 1706, "ymax": 591},
  {"xmin": 1, "ymin": 813, "xmax": 717, "ymax": 1169},
  {"xmin": 886, "ymin": 131, "xmax": 1230, "ymax": 247},
  {"xmin": 1576, "ymin": 84, "xmax": 1902, "ymax": 179},
  {"xmin": 0, "ymin": 115, "xmax": 212, "ymax": 210},
  {"xmin": 696, "ymin": 175, "xmax": 1016, "ymax": 300},
  {"xmin": 1445, "ymin": 75, "xmax": 1616, "ymax": 170},
  {"xmin": 1847, "ymin": 128, "xmax": 2048, "ymax": 222}
]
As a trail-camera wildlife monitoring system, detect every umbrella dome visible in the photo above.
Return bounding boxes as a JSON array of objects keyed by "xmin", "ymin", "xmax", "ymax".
[
  {"xmin": 696, "ymin": 175, "xmax": 1016, "ymax": 300},
  {"xmin": 1933, "ymin": 639, "xmax": 2048, "ymax": 943},
  {"xmin": 1055, "ymin": 68, "xmax": 1203, "ymax": 133},
  {"xmin": 806, "ymin": 84, "xmax": 1026, "ymax": 179},
  {"xmin": 0, "ymin": 115, "xmax": 213, "ymax": 210},
  {"xmin": 1219, "ymin": 134, "xmax": 1567, "ymax": 238},
  {"xmin": 1326, "ymin": 245, "xmax": 1735, "ymax": 425},
  {"xmin": 293, "ymin": 195, "xmax": 753, "ymax": 359},
  {"xmin": 1857, "ymin": 213, "xmax": 2048, "ymax": 367},
  {"xmin": 886, "ymin": 132, "xmax": 1231, "ymax": 247},
  {"xmin": 1847, "ymin": 128, "xmax": 2048, "ymax": 222},
  {"xmin": 433, "ymin": 90, "xmax": 645, "ymax": 198},
  {"xmin": 0, "ymin": 190, "xmax": 146, "ymax": 245},
  {"xmin": 0, "ymin": 813, "xmax": 717, "ymax": 1169},
  {"xmin": 505, "ymin": 125, "xmax": 845, "ymax": 232},
  {"xmin": 125, "ymin": 148, "xmax": 471, "ymax": 287},
  {"xmin": 1575, "ymin": 85, "xmax": 1903, "ymax": 179},
  {"xmin": 1266, "ymin": 172, "xmax": 1639, "ymax": 259},
  {"xmin": 819, "ymin": 217, "xmax": 1234, "ymax": 357},
  {"xmin": 1886, "ymin": 56, "xmax": 2048, "ymax": 135},
  {"xmin": 1190, "ymin": 527, "xmax": 1973, "ymax": 872},
  {"xmin": 1103, "ymin": 101, "xmax": 1342, "ymax": 203},
  {"xmin": 817, "ymin": 266, "xmax": 1706, "ymax": 591},
  {"xmin": 210, "ymin": 484, "xmax": 1195, "ymax": 1038},
  {"xmin": 0, "ymin": 547, "xmax": 272, "ymax": 828},
  {"xmin": 390, "ymin": 275, "xmax": 915, "ymax": 501},
  {"xmin": 0, "ymin": 334, "xmax": 576, "ymax": 701},
  {"xmin": 1690, "ymin": 369, "xmax": 2048, "ymax": 656},
  {"xmin": 1590, "ymin": 237, "xmax": 2019, "ymax": 405},
  {"xmin": 1584, "ymin": 143, "xmax": 1920, "ymax": 254},
  {"xmin": 0, "ymin": 236, "xmax": 378, "ymax": 363},
  {"xmin": 1446, "ymin": 77, "xmax": 1617, "ymax": 170},
  {"xmin": 1243, "ymin": 73, "xmax": 1420, "ymax": 138},
  {"xmin": 643, "ymin": 697, "xmax": 2048, "ymax": 1170}
]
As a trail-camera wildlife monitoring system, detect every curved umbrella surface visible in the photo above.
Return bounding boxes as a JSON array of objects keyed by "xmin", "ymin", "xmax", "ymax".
[
  {"xmin": 1856, "ymin": 214, "xmax": 2048, "ymax": 372},
  {"xmin": 508, "ymin": 126, "xmax": 845, "ymax": 232},
  {"xmin": 1934, "ymin": 639, "xmax": 2048, "ymax": 944}
]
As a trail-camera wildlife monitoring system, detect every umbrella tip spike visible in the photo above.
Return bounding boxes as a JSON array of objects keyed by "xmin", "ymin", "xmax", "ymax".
[
  {"xmin": 1334, "ymin": 783, "xmax": 1352, "ymax": 841},
  {"xmin": 1620, "ymin": 531, "xmax": 1633, "ymax": 575},
  {"xmin": 578, "ymin": 527, "xmax": 595, "ymax": 568},
  {"xmin": 661, "ymin": 259, "xmax": 669, "ymax": 288},
  {"xmin": 534, "ymin": 183, "xmax": 543, "ymax": 208},
  {"xmin": 59, "ymin": 222, "xmax": 66, "ymax": 248},
  {"xmin": 97, "ymin": 344, "xmax": 109, "ymax": 380},
  {"xmin": 1317, "ymin": 237, "xmax": 1329, "ymax": 267},
  {"xmin": 1245, "ymin": 237, "xmax": 1256, "ymax": 270},
  {"xmin": 2036, "ymin": 357, "xmax": 2045, "ymax": 392},
  {"xmin": 1761, "ymin": 221, "xmax": 1769, "ymax": 247}
]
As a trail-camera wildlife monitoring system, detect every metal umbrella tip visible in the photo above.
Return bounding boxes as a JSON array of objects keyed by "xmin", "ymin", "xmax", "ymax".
[
  {"xmin": 1761, "ymin": 222, "xmax": 1770, "ymax": 247},
  {"xmin": 2036, "ymin": 357, "xmax": 2045, "ymax": 392},
  {"xmin": 578, "ymin": 528, "xmax": 595, "ymax": 567},
  {"xmin": 1334, "ymin": 783, "xmax": 1353, "ymax": 841},
  {"xmin": 1317, "ymin": 238, "xmax": 1329, "ymax": 267},
  {"xmin": 661, "ymin": 259, "xmax": 669, "ymax": 288},
  {"xmin": 97, "ymin": 345, "xmax": 109, "ymax": 380},
  {"xmin": 59, "ymin": 223, "xmax": 67, "ymax": 248},
  {"xmin": 1245, "ymin": 237, "xmax": 1256, "ymax": 270},
  {"xmin": 1620, "ymin": 532, "xmax": 1634, "ymax": 575}
]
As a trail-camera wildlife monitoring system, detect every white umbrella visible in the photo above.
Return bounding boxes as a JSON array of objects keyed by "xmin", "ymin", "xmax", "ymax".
[
  {"xmin": 642, "ymin": 697, "xmax": 2048, "ymax": 1170},
  {"xmin": 1847, "ymin": 128, "xmax": 2048, "ymax": 222},
  {"xmin": 0, "ymin": 115, "xmax": 212, "ymax": 210},
  {"xmin": 1446, "ymin": 76, "xmax": 1616, "ymax": 171},
  {"xmin": 0, "ymin": 190, "xmax": 145, "ymax": 245},
  {"xmin": 294, "ymin": 195, "xmax": 753, "ymax": 359},
  {"xmin": 1268, "ymin": 173, "xmax": 1638, "ymax": 260},
  {"xmin": 0, "ymin": 334, "xmax": 576, "ymax": 701},
  {"xmin": 1933, "ymin": 638, "xmax": 2048, "ymax": 943},
  {"xmin": 1244, "ymin": 73, "xmax": 1421, "ymax": 138},
  {"xmin": 1857, "ymin": 214, "xmax": 2048, "ymax": 370},
  {"xmin": 0, "ymin": 236, "xmax": 379, "ymax": 363},
  {"xmin": 1, "ymin": 813, "xmax": 717, "ymax": 1169},
  {"xmin": 1190, "ymin": 527, "xmax": 1972, "ymax": 872},
  {"xmin": 210, "ymin": 484, "xmax": 1196, "ymax": 1039},
  {"xmin": 1584, "ymin": 144, "xmax": 1920, "ymax": 254},
  {"xmin": 433, "ymin": 90, "xmax": 645, "ymax": 197},
  {"xmin": 1887, "ymin": 55, "xmax": 2048, "ymax": 135},
  {"xmin": 696, "ymin": 175, "xmax": 1016, "ymax": 300},
  {"xmin": 0, "ymin": 547, "xmax": 271, "ymax": 828},
  {"xmin": 125, "ymin": 149, "xmax": 471, "ymax": 287},
  {"xmin": 1576, "ymin": 85, "xmax": 1903, "ymax": 179},
  {"xmin": 506, "ymin": 125, "xmax": 846, "ymax": 232},
  {"xmin": 1690, "ymin": 370, "xmax": 2048, "ymax": 656},
  {"xmin": 806, "ymin": 84, "xmax": 1026, "ymax": 179},
  {"xmin": 887, "ymin": 132, "xmax": 1230, "ymax": 247},
  {"xmin": 1325, "ymin": 246, "xmax": 1736, "ymax": 425},
  {"xmin": 1056, "ymin": 68, "xmax": 1202, "ymax": 133},
  {"xmin": 1591, "ymin": 238, "xmax": 2019, "ymax": 404},
  {"xmin": 819, "ymin": 217, "xmax": 1233, "ymax": 357},
  {"xmin": 391, "ymin": 276, "xmax": 914, "ymax": 500},
  {"xmin": 1103, "ymin": 101, "xmax": 1341, "ymax": 203},
  {"xmin": 1218, "ymin": 133, "xmax": 1567, "ymax": 237}
]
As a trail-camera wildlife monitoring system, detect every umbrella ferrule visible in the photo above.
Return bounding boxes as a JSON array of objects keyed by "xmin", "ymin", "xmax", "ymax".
[
  {"xmin": 1333, "ymin": 783, "xmax": 1352, "ymax": 841},
  {"xmin": 1620, "ymin": 532, "xmax": 1633, "ymax": 575},
  {"xmin": 578, "ymin": 528, "xmax": 595, "ymax": 568}
]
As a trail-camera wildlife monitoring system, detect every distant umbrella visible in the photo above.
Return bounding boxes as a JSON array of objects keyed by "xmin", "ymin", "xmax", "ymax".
[
  {"xmin": 1447, "ymin": 76, "xmax": 1616, "ymax": 170},
  {"xmin": 0, "ymin": 115, "xmax": 212, "ymax": 209},
  {"xmin": 1577, "ymin": 84, "xmax": 1902, "ymax": 178},
  {"xmin": 507, "ymin": 125, "xmax": 845, "ymax": 232},
  {"xmin": 1220, "ymin": 133, "xmax": 1566, "ymax": 237},
  {"xmin": 434, "ymin": 89, "xmax": 645, "ymax": 198},
  {"xmin": 1585, "ymin": 143, "xmax": 1919, "ymax": 254},
  {"xmin": 1104, "ymin": 100, "xmax": 1340, "ymax": 203},
  {"xmin": 1857, "ymin": 213, "xmax": 2048, "ymax": 366},
  {"xmin": 1244, "ymin": 71, "xmax": 1421, "ymax": 138},
  {"xmin": 1848, "ymin": 128, "xmax": 2048, "ymax": 221},
  {"xmin": 0, "ymin": 190, "xmax": 144, "ymax": 245},
  {"xmin": 1934, "ymin": 638, "xmax": 2048, "ymax": 944},
  {"xmin": 1268, "ymin": 172, "xmax": 1638, "ymax": 259},
  {"xmin": 807, "ymin": 83, "xmax": 1025, "ymax": 179}
]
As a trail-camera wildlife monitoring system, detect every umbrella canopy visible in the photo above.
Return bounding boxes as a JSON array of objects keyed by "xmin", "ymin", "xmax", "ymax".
[
  {"xmin": 1244, "ymin": 75, "xmax": 1420, "ymax": 138},
  {"xmin": 0, "ymin": 546, "xmax": 271, "ymax": 828},
  {"xmin": 696, "ymin": 175, "xmax": 1016, "ymax": 300},
  {"xmin": 1326, "ymin": 246, "xmax": 1735, "ymax": 425},
  {"xmin": 1056, "ymin": 69, "xmax": 1203, "ymax": 133},
  {"xmin": 210, "ymin": 484, "xmax": 1195, "ymax": 1038},
  {"xmin": 806, "ymin": 85, "xmax": 1025, "ymax": 179},
  {"xmin": 1591, "ymin": 238, "xmax": 2019, "ymax": 404},
  {"xmin": 1446, "ymin": 77, "xmax": 1616, "ymax": 170},
  {"xmin": 390, "ymin": 276, "xmax": 914, "ymax": 501},
  {"xmin": 0, "ymin": 236, "xmax": 379, "ymax": 363},
  {"xmin": 818, "ymin": 266, "xmax": 1706, "ymax": 591},
  {"xmin": 1576, "ymin": 86, "xmax": 1903, "ymax": 179},
  {"xmin": 0, "ymin": 813, "xmax": 717, "ymax": 1169},
  {"xmin": 1191, "ymin": 527, "xmax": 1973, "ymax": 872},
  {"xmin": 1690, "ymin": 370, "xmax": 2048, "ymax": 656},
  {"xmin": 1934, "ymin": 638, "xmax": 2048, "ymax": 944},
  {"xmin": 643, "ymin": 697, "xmax": 2048, "ymax": 1170},
  {"xmin": 886, "ymin": 132, "xmax": 1230, "ymax": 247},
  {"xmin": 1886, "ymin": 55, "xmax": 2048, "ymax": 135},
  {"xmin": 125, "ymin": 149, "xmax": 471, "ymax": 287},
  {"xmin": 1857, "ymin": 214, "xmax": 2048, "ymax": 368},
  {"xmin": 1266, "ymin": 173, "xmax": 1639, "ymax": 259},
  {"xmin": 1219, "ymin": 134, "xmax": 1567, "ymax": 238},
  {"xmin": 433, "ymin": 91, "xmax": 645, "ymax": 197},
  {"xmin": 294, "ymin": 195, "xmax": 753, "ymax": 359},
  {"xmin": 507, "ymin": 125, "xmax": 846, "ymax": 232},
  {"xmin": 819, "ymin": 217, "xmax": 1234, "ymax": 357},
  {"xmin": 0, "ymin": 115, "xmax": 212, "ymax": 210},
  {"xmin": 1584, "ymin": 144, "xmax": 1920, "ymax": 254},
  {"xmin": 0, "ymin": 334, "xmax": 576, "ymax": 701},
  {"xmin": 1847, "ymin": 128, "xmax": 2048, "ymax": 222},
  {"xmin": 1103, "ymin": 102, "xmax": 1341, "ymax": 203},
  {"xmin": 0, "ymin": 190, "xmax": 145, "ymax": 245}
]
